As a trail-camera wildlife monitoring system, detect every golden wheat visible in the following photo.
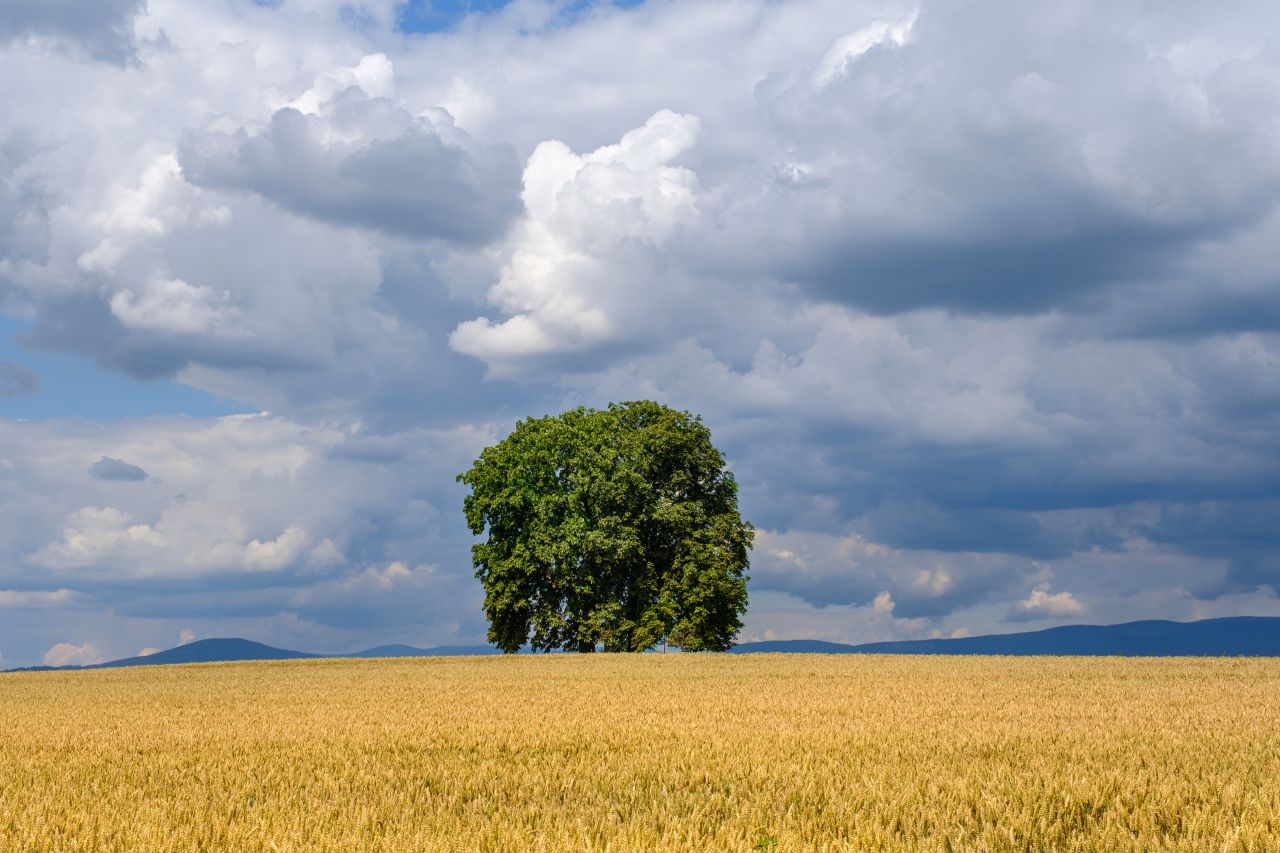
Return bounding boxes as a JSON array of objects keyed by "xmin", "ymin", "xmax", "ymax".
[{"xmin": 1, "ymin": 655, "xmax": 1277, "ymax": 851}]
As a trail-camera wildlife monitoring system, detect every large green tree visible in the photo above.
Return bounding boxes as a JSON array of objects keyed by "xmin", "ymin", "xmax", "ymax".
[{"xmin": 458, "ymin": 401, "xmax": 753, "ymax": 653}]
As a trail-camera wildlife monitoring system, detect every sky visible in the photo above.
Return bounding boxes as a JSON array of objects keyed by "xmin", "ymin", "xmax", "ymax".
[{"xmin": 2, "ymin": 0, "xmax": 1280, "ymax": 667}]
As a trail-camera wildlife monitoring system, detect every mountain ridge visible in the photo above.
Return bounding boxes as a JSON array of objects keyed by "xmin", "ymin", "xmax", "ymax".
[
  {"xmin": 346, "ymin": 643, "xmax": 501, "ymax": 658},
  {"xmin": 730, "ymin": 616, "xmax": 1280, "ymax": 656},
  {"xmin": 5, "ymin": 616, "xmax": 1278, "ymax": 671},
  {"xmin": 2, "ymin": 638, "xmax": 496, "ymax": 672}
]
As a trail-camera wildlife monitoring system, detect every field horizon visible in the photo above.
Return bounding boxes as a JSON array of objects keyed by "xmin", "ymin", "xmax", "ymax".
[
  {"xmin": 10, "ymin": 615, "xmax": 1280, "ymax": 673},
  {"xmin": 2, "ymin": 654, "xmax": 1277, "ymax": 851}
]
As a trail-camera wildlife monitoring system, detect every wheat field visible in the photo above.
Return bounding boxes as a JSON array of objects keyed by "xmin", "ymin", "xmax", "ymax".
[{"xmin": 1, "ymin": 654, "xmax": 1278, "ymax": 852}]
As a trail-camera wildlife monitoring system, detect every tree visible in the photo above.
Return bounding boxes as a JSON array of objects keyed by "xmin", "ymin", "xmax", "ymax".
[{"xmin": 458, "ymin": 401, "xmax": 753, "ymax": 653}]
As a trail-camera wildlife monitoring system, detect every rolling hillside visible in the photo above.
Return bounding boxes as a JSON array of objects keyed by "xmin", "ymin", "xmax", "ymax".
[
  {"xmin": 731, "ymin": 616, "xmax": 1280, "ymax": 656},
  {"xmin": 7, "ymin": 616, "xmax": 1279, "ymax": 672}
]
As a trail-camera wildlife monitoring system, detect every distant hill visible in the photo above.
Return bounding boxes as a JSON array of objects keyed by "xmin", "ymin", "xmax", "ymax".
[
  {"xmin": 2, "ymin": 638, "xmax": 501, "ymax": 672},
  {"xmin": 7, "ymin": 616, "xmax": 1277, "ymax": 672},
  {"xmin": 730, "ymin": 616, "xmax": 1280, "ymax": 657},
  {"xmin": 347, "ymin": 644, "xmax": 501, "ymax": 658},
  {"xmin": 2, "ymin": 638, "xmax": 317, "ymax": 672},
  {"xmin": 95, "ymin": 638, "xmax": 319, "ymax": 668},
  {"xmin": 728, "ymin": 639, "xmax": 861, "ymax": 654}
]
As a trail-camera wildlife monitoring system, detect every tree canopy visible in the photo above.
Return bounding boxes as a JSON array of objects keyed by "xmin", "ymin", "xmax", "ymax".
[{"xmin": 458, "ymin": 401, "xmax": 753, "ymax": 653}]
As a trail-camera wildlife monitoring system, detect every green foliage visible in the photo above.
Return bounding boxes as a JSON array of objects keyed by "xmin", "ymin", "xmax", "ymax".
[
  {"xmin": 458, "ymin": 401, "xmax": 753, "ymax": 653},
  {"xmin": 753, "ymin": 832, "xmax": 779, "ymax": 851}
]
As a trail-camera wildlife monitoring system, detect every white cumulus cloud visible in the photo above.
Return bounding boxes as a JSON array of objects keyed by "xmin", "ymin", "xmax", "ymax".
[
  {"xmin": 1008, "ymin": 587, "xmax": 1086, "ymax": 621},
  {"xmin": 43, "ymin": 641, "xmax": 103, "ymax": 667},
  {"xmin": 450, "ymin": 109, "xmax": 702, "ymax": 374},
  {"xmin": 244, "ymin": 526, "xmax": 310, "ymax": 571},
  {"xmin": 109, "ymin": 277, "xmax": 240, "ymax": 336}
]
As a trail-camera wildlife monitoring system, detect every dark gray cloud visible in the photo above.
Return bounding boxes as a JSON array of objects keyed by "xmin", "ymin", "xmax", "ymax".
[
  {"xmin": 0, "ymin": 361, "xmax": 38, "ymax": 397},
  {"xmin": 89, "ymin": 456, "xmax": 148, "ymax": 482},
  {"xmin": 713, "ymin": 0, "xmax": 1280, "ymax": 326},
  {"xmin": 20, "ymin": 292, "xmax": 187, "ymax": 380},
  {"xmin": 180, "ymin": 90, "xmax": 523, "ymax": 246},
  {"xmin": 0, "ymin": 0, "xmax": 143, "ymax": 63},
  {"xmin": 1138, "ymin": 499, "xmax": 1280, "ymax": 595},
  {"xmin": 780, "ymin": 225, "xmax": 1188, "ymax": 317},
  {"xmin": 19, "ymin": 290, "xmax": 315, "ymax": 381},
  {"xmin": 0, "ymin": 128, "xmax": 50, "ymax": 292}
]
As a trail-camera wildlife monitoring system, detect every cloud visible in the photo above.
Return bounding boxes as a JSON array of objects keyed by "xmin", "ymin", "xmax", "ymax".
[
  {"xmin": 88, "ymin": 456, "xmax": 148, "ymax": 482},
  {"xmin": 73, "ymin": 154, "xmax": 190, "ymax": 277},
  {"xmin": 288, "ymin": 52, "xmax": 395, "ymax": 115},
  {"xmin": 1008, "ymin": 587, "xmax": 1086, "ymax": 621},
  {"xmin": 284, "ymin": 561, "xmax": 477, "ymax": 629},
  {"xmin": 1137, "ymin": 499, "xmax": 1280, "ymax": 595},
  {"xmin": 21, "ymin": 415, "xmax": 355, "ymax": 577},
  {"xmin": 0, "ymin": 361, "xmax": 39, "ymax": 397},
  {"xmin": 243, "ymin": 526, "xmax": 310, "ymax": 571},
  {"xmin": 720, "ymin": 0, "xmax": 1280, "ymax": 319},
  {"xmin": 812, "ymin": 11, "xmax": 918, "ymax": 86},
  {"xmin": 109, "ymin": 277, "xmax": 241, "ymax": 337},
  {"xmin": 0, "ymin": 588, "xmax": 76, "ymax": 607},
  {"xmin": 750, "ymin": 528, "xmax": 1033, "ymax": 618},
  {"xmin": 178, "ymin": 628, "xmax": 195, "ymax": 645},
  {"xmin": 0, "ymin": 0, "xmax": 143, "ymax": 63},
  {"xmin": 42, "ymin": 641, "xmax": 103, "ymax": 667},
  {"xmin": 9, "ymin": 148, "xmax": 396, "ymax": 385},
  {"xmin": 450, "ymin": 109, "xmax": 703, "ymax": 374},
  {"xmin": 29, "ymin": 506, "xmax": 168, "ymax": 573},
  {"xmin": 2, "ymin": 0, "xmax": 1280, "ymax": 664},
  {"xmin": 0, "ymin": 412, "xmax": 495, "ymax": 663},
  {"xmin": 179, "ymin": 77, "xmax": 523, "ymax": 245}
]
